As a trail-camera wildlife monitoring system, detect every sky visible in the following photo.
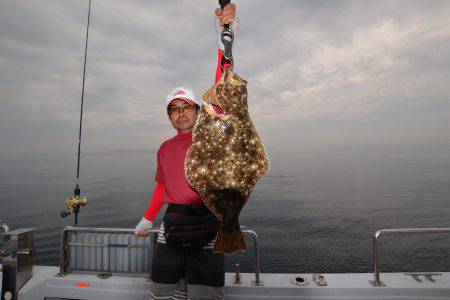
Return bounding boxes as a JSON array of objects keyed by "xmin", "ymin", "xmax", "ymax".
[{"xmin": 1, "ymin": 0, "xmax": 449, "ymax": 160}]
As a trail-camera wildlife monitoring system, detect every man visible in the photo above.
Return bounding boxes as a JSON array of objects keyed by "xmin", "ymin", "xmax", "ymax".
[{"xmin": 134, "ymin": 4, "xmax": 238, "ymax": 300}]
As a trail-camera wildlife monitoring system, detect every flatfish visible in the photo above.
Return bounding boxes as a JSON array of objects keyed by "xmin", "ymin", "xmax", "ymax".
[{"xmin": 185, "ymin": 69, "xmax": 269, "ymax": 254}]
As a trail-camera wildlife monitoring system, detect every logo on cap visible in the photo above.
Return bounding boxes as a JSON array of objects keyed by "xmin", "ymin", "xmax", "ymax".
[{"xmin": 174, "ymin": 90, "xmax": 185, "ymax": 96}]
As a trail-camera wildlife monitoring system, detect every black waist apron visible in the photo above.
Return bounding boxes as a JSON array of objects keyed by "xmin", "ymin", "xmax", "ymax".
[{"xmin": 163, "ymin": 203, "xmax": 220, "ymax": 253}]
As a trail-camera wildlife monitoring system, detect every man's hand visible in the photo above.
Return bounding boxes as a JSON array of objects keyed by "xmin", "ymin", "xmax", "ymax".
[
  {"xmin": 215, "ymin": 3, "xmax": 236, "ymax": 26},
  {"xmin": 133, "ymin": 217, "xmax": 153, "ymax": 238},
  {"xmin": 214, "ymin": 3, "xmax": 239, "ymax": 50}
]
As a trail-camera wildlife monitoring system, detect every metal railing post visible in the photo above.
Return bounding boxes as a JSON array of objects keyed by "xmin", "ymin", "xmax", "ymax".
[
  {"xmin": 242, "ymin": 229, "xmax": 263, "ymax": 286},
  {"xmin": 59, "ymin": 227, "xmax": 68, "ymax": 276},
  {"xmin": 370, "ymin": 231, "xmax": 383, "ymax": 286}
]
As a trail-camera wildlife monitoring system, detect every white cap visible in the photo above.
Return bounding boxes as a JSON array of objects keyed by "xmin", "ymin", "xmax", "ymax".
[{"xmin": 166, "ymin": 87, "xmax": 199, "ymax": 108}]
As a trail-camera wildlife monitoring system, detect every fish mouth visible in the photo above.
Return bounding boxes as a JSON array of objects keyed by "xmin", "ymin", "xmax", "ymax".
[{"xmin": 205, "ymin": 102, "xmax": 225, "ymax": 116}]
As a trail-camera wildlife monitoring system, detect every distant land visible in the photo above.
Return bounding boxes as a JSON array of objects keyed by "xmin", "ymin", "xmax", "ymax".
[{"xmin": 85, "ymin": 149, "xmax": 156, "ymax": 156}]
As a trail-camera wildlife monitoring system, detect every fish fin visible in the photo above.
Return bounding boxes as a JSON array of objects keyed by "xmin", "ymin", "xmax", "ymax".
[
  {"xmin": 214, "ymin": 228, "xmax": 246, "ymax": 254},
  {"xmin": 214, "ymin": 216, "xmax": 246, "ymax": 254}
]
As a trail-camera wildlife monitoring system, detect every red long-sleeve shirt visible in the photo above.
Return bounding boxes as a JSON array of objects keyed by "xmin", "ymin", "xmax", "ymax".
[{"xmin": 143, "ymin": 50, "xmax": 226, "ymax": 221}]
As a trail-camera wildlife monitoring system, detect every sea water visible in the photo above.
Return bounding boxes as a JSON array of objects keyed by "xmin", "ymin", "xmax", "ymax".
[{"xmin": 1, "ymin": 147, "xmax": 449, "ymax": 273}]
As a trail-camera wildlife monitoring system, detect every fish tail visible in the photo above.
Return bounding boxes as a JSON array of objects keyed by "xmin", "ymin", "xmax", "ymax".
[{"xmin": 214, "ymin": 216, "xmax": 246, "ymax": 254}]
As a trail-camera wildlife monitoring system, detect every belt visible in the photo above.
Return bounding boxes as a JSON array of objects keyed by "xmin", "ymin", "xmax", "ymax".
[{"xmin": 166, "ymin": 203, "xmax": 212, "ymax": 216}]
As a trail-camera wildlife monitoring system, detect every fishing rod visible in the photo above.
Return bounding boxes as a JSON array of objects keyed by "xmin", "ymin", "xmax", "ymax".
[
  {"xmin": 59, "ymin": 0, "xmax": 232, "ymax": 225},
  {"xmin": 219, "ymin": 0, "xmax": 234, "ymax": 70},
  {"xmin": 60, "ymin": 0, "xmax": 92, "ymax": 226}
]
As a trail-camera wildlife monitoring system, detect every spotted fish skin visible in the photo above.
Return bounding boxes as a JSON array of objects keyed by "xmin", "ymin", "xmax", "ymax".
[{"xmin": 185, "ymin": 69, "xmax": 269, "ymax": 254}]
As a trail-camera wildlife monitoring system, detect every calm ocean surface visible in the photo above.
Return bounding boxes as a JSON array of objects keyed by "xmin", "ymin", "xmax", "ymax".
[{"xmin": 1, "ymin": 147, "xmax": 450, "ymax": 273}]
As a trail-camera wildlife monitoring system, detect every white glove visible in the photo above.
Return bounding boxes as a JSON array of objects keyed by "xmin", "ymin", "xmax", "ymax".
[
  {"xmin": 133, "ymin": 217, "xmax": 153, "ymax": 235},
  {"xmin": 214, "ymin": 14, "xmax": 239, "ymax": 50}
]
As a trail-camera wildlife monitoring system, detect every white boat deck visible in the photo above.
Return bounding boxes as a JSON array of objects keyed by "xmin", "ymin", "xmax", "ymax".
[{"xmin": 2, "ymin": 266, "xmax": 450, "ymax": 299}]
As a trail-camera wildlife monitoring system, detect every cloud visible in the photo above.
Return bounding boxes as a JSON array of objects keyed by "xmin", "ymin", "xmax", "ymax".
[
  {"xmin": 247, "ymin": 6, "xmax": 450, "ymax": 124},
  {"xmin": 0, "ymin": 0, "xmax": 449, "ymax": 157}
]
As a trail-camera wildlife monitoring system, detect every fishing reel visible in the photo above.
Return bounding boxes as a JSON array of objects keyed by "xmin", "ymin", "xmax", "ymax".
[
  {"xmin": 61, "ymin": 195, "xmax": 88, "ymax": 218},
  {"xmin": 60, "ymin": 185, "xmax": 88, "ymax": 226}
]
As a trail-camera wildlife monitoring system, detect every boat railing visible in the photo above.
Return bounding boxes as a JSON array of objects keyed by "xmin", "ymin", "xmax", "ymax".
[
  {"xmin": 241, "ymin": 227, "xmax": 263, "ymax": 286},
  {"xmin": 59, "ymin": 226, "xmax": 263, "ymax": 285},
  {"xmin": 370, "ymin": 227, "xmax": 450, "ymax": 286}
]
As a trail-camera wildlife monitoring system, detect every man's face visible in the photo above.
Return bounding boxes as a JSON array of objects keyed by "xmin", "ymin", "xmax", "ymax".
[{"xmin": 167, "ymin": 99, "xmax": 198, "ymax": 133}]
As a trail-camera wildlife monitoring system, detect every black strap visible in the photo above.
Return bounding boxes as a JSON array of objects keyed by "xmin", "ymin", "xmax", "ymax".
[{"xmin": 167, "ymin": 203, "xmax": 212, "ymax": 216}]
